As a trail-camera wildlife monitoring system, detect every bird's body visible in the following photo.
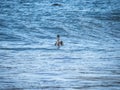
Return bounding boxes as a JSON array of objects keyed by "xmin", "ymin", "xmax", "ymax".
[{"xmin": 55, "ymin": 35, "xmax": 63, "ymax": 48}]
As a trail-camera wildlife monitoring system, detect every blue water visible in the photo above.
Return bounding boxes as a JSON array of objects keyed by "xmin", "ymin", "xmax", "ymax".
[{"xmin": 0, "ymin": 0, "xmax": 120, "ymax": 90}]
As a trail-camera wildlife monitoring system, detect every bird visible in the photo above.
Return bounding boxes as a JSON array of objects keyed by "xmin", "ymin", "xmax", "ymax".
[{"xmin": 55, "ymin": 35, "xmax": 63, "ymax": 48}]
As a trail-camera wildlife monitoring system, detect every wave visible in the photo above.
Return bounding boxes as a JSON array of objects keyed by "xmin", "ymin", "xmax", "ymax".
[{"xmin": 0, "ymin": 0, "xmax": 119, "ymax": 46}]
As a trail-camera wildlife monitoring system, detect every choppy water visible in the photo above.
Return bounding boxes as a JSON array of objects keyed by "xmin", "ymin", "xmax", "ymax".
[{"xmin": 0, "ymin": 0, "xmax": 120, "ymax": 90}]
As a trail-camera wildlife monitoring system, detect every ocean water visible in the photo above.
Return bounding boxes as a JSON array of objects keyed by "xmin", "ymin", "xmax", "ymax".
[{"xmin": 0, "ymin": 0, "xmax": 120, "ymax": 90}]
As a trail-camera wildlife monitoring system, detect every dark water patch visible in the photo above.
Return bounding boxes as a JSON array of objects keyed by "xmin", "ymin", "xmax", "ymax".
[
  {"xmin": 41, "ymin": 26, "xmax": 68, "ymax": 35},
  {"xmin": 0, "ymin": 2, "xmax": 14, "ymax": 9},
  {"xmin": 84, "ymin": 9, "xmax": 120, "ymax": 22},
  {"xmin": 108, "ymin": 9, "xmax": 120, "ymax": 22},
  {"xmin": 91, "ymin": 13, "xmax": 120, "ymax": 22},
  {"xmin": 37, "ymin": 72, "xmax": 59, "ymax": 76},
  {"xmin": 0, "ymin": 18, "xmax": 14, "ymax": 28},
  {"xmin": 0, "ymin": 88, "xmax": 23, "ymax": 90},
  {"xmin": 0, "ymin": 83, "xmax": 19, "ymax": 90},
  {"xmin": 19, "ymin": 3, "xmax": 35, "ymax": 9},
  {"xmin": 1, "ymin": 81, "xmax": 15, "ymax": 84},
  {"xmin": 35, "ymin": 35, "xmax": 54, "ymax": 39},
  {"xmin": 19, "ymin": 0, "xmax": 36, "ymax": 4},
  {"xmin": 66, "ymin": 76, "xmax": 120, "ymax": 82},
  {"xmin": 107, "ymin": 30, "xmax": 120, "ymax": 38},
  {"xmin": 0, "ymin": 32, "xmax": 24, "ymax": 41},
  {"xmin": 79, "ymin": 47, "xmax": 106, "ymax": 52},
  {"xmin": 40, "ymin": 86, "xmax": 67, "ymax": 89},
  {"xmin": 97, "ymin": 15, "xmax": 120, "ymax": 22},
  {"xmin": 11, "ymin": 23, "xmax": 28, "ymax": 31},
  {"xmin": 111, "ymin": 70, "xmax": 120, "ymax": 75},
  {"xmin": 0, "ymin": 65, "xmax": 13, "ymax": 70},
  {"xmin": 0, "ymin": 18, "xmax": 20, "ymax": 29},
  {"xmin": 87, "ymin": 34, "xmax": 102, "ymax": 40},
  {"xmin": 113, "ymin": 81, "xmax": 120, "ymax": 84},
  {"xmin": 51, "ymin": 3, "xmax": 62, "ymax": 6},
  {"xmin": 0, "ymin": 19, "xmax": 8, "ymax": 28},
  {"xmin": 0, "ymin": 47, "xmax": 57, "ymax": 51},
  {"xmin": 86, "ymin": 21, "xmax": 103, "ymax": 28},
  {"xmin": 4, "ymin": 86, "xmax": 67, "ymax": 90},
  {"xmin": 29, "ymin": 27, "xmax": 43, "ymax": 34},
  {"xmin": 57, "ymin": 17, "xmax": 81, "ymax": 25},
  {"xmin": 111, "ymin": 9, "xmax": 120, "ymax": 16},
  {"xmin": 80, "ymin": 24, "xmax": 93, "ymax": 30},
  {"xmin": 72, "ymin": 84, "xmax": 118, "ymax": 89},
  {"xmin": 53, "ymin": 57, "xmax": 81, "ymax": 60},
  {"xmin": 0, "ymin": 52, "xmax": 14, "ymax": 60},
  {"xmin": 93, "ymin": 0, "xmax": 111, "ymax": 5}
]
